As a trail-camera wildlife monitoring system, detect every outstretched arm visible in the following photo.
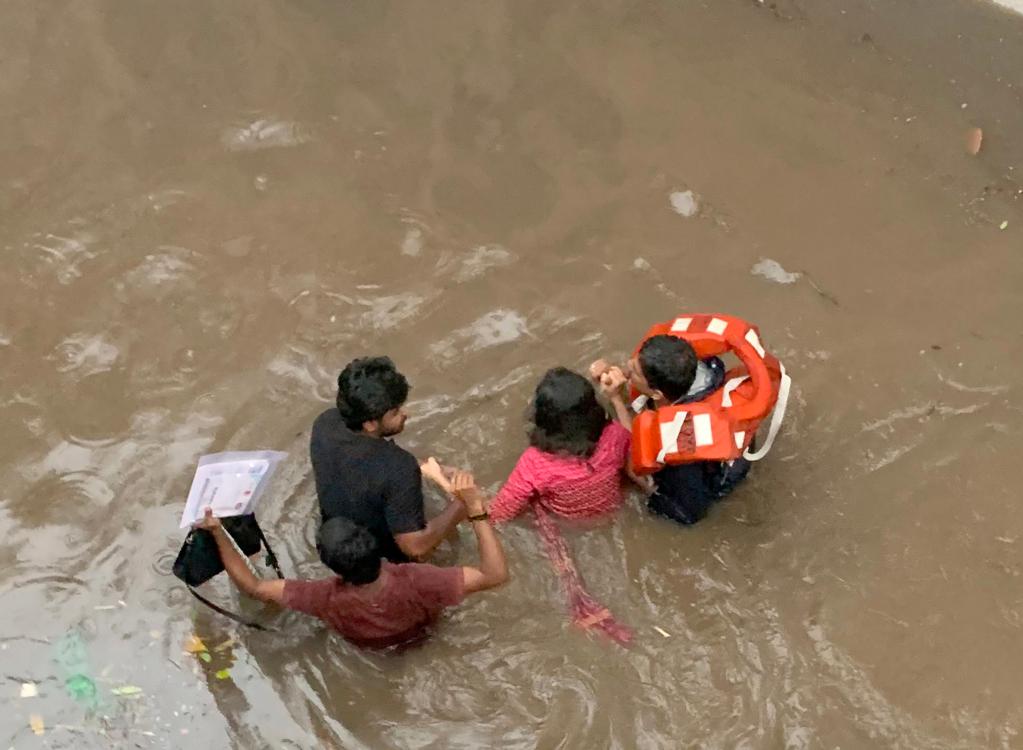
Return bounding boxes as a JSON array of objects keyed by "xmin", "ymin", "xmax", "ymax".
[
  {"xmin": 449, "ymin": 471, "xmax": 509, "ymax": 594},
  {"xmin": 394, "ymin": 500, "xmax": 467, "ymax": 560},
  {"xmin": 194, "ymin": 509, "xmax": 286, "ymax": 604}
]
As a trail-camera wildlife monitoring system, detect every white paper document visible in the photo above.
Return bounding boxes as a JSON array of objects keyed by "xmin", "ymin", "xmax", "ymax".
[{"xmin": 179, "ymin": 451, "xmax": 288, "ymax": 528}]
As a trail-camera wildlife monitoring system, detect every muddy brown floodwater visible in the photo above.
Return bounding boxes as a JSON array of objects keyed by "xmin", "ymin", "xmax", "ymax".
[{"xmin": 2, "ymin": 0, "xmax": 1023, "ymax": 747}]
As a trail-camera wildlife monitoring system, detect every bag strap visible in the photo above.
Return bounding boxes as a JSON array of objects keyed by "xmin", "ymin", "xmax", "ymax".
[
  {"xmin": 254, "ymin": 523, "xmax": 284, "ymax": 579},
  {"xmin": 187, "ymin": 520, "xmax": 284, "ymax": 629},
  {"xmin": 186, "ymin": 586, "xmax": 272, "ymax": 631}
]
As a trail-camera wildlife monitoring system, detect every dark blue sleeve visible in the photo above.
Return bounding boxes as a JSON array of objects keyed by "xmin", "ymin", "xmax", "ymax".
[{"xmin": 647, "ymin": 463, "xmax": 718, "ymax": 525}]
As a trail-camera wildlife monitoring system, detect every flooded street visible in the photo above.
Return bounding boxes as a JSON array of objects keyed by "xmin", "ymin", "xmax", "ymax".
[{"xmin": 3, "ymin": 0, "xmax": 1023, "ymax": 747}]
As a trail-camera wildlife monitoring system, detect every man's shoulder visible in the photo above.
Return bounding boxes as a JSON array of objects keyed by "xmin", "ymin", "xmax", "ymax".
[
  {"xmin": 379, "ymin": 440, "xmax": 420, "ymax": 470},
  {"xmin": 312, "ymin": 407, "xmax": 343, "ymax": 436},
  {"xmin": 388, "ymin": 562, "xmax": 460, "ymax": 588},
  {"xmin": 386, "ymin": 562, "xmax": 465, "ymax": 607},
  {"xmin": 282, "ymin": 577, "xmax": 342, "ymax": 612}
]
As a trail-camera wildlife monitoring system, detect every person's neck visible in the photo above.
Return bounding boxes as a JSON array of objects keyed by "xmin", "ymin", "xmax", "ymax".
[{"xmin": 347, "ymin": 566, "xmax": 388, "ymax": 592}]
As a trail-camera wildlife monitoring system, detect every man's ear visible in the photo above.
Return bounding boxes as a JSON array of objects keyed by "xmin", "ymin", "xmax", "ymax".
[{"xmin": 361, "ymin": 418, "xmax": 380, "ymax": 435}]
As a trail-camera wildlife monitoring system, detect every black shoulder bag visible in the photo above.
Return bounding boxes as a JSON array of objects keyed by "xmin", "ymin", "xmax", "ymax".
[{"xmin": 172, "ymin": 514, "xmax": 283, "ymax": 630}]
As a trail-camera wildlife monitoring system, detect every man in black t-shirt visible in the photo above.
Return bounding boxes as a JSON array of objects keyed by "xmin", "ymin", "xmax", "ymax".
[{"xmin": 310, "ymin": 356, "xmax": 465, "ymax": 562}]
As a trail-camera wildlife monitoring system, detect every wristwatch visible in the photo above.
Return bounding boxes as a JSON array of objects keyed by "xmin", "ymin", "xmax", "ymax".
[{"xmin": 468, "ymin": 511, "xmax": 489, "ymax": 522}]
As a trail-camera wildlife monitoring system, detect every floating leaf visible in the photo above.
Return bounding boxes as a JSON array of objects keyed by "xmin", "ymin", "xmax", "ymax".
[
  {"xmin": 112, "ymin": 685, "xmax": 143, "ymax": 696},
  {"xmin": 183, "ymin": 635, "xmax": 207, "ymax": 654},
  {"xmin": 30, "ymin": 714, "xmax": 45, "ymax": 735},
  {"xmin": 214, "ymin": 669, "xmax": 231, "ymax": 680},
  {"xmin": 198, "ymin": 652, "xmax": 212, "ymax": 663}
]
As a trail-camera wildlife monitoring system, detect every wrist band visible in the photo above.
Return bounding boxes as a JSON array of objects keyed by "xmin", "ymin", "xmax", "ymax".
[{"xmin": 468, "ymin": 511, "xmax": 489, "ymax": 522}]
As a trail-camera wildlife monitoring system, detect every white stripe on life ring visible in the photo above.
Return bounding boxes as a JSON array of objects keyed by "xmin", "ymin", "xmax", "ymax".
[
  {"xmin": 671, "ymin": 317, "xmax": 692, "ymax": 332},
  {"xmin": 743, "ymin": 362, "xmax": 790, "ymax": 461},
  {"xmin": 656, "ymin": 411, "xmax": 687, "ymax": 463},
  {"xmin": 721, "ymin": 375, "xmax": 750, "ymax": 408},
  {"xmin": 745, "ymin": 328, "xmax": 766, "ymax": 358},
  {"xmin": 692, "ymin": 413, "xmax": 714, "ymax": 447},
  {"xmin": 707, "ymin": 317, "xmax": 728, "ymax": 335}
]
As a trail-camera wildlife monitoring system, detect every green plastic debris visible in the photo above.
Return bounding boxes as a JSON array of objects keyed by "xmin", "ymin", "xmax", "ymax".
[
  {"xmin": 66, "ymin": 673, "xmax": 98, "ymax": 703},
  {"xmin": 54, "ymin": 630, "xmax": 99, "ymax": 709}
]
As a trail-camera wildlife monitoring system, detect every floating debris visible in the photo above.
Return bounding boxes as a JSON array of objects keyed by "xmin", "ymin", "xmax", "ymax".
[
  {"xmin": 669, "ymin": 190, "xmax": 699, "ymax": 218},
  {"xmin": 183, "ymin": 635, "xmax": 207, "ymax": 654},
  {"xmin": 214, "ymin": 669, "xmax": 232, "ymax": 681},
  {"xmin": 1000, "ymin": 220, "xmax": 1009, "ymax": 230},
  {"xmin": 965, "ymin": 127, "xmax": 983, "ymax": 156},
  {"xmin": 21, "ymin": 683, "xmax": 38, "ymax": 698},
  {"xmin": 401, "ymin": 227, "xmax": 424, "ymax": 257},
  {"xmin": 751, "ymin": 258, "xmax": 801, "ymax": 284},
  {"xmin": 112, "ymin": 686, "xmax": 143, "ymax": 697},
  {"xmin": 30, "ymin": 714, "xmax": 45, "ymax": 735},
  {"xmin": 55, "ymin": 631, "xmax": 99, "ymax": 708},
  {"xmin": 653, "ymin": 626, "xmax": 672, "ymax": 638},
  {"xmin": 222, "ymin": 119, "xmax": 310, "ymax": 151}
]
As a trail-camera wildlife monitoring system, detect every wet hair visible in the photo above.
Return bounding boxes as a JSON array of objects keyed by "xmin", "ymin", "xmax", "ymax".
[
  {"xmin": 638, "ymin": 335, "xmax": 697, "ymax": 403},
  {"xmin": 336, "ymin": 356, "xmax": 410, "ymax": 431},
  {"xmin": 316, "ymin": 517, "xmax": 381, "ymax": 585},
  {"xmin": 528, "ymin": 367, "xmax": 608, "ymax": 458}
]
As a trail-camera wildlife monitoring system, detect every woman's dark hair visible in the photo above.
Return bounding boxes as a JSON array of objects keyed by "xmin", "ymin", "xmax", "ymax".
[
  {"xmin": 638, "ymin": 335, "xmax": 697, "ymax": 403},
  {"xmin": 528, "ymin": 367, "xmax": 608, "ymax": 458},
  {"xmin": 316, "ymin": 518, "xmax": 381, "ymax": 585},
  {"xmin": 336, "ymin": 356, "xmax": 410, "ymax": 430}
]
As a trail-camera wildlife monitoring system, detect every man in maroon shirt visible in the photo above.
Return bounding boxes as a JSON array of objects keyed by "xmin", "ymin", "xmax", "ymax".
[{"xmin": 195, "ymin": 471, "xmax": 508, "ymax": 648}]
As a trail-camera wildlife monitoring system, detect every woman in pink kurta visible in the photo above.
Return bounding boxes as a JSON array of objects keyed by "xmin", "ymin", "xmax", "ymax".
[{"xmin": 487, "ymin": 367, "xmax": 635, "ymax": 644}]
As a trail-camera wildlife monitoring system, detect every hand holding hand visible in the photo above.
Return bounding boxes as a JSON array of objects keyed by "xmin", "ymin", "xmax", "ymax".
[
  {"xmin": 420, "ymin": 457, "xmax": 453, "ymax": 490},
  {"xmin": 599, "ymin": 366, "xmax": 628, "ymax": 401},
  {"xmin": 588, "ymin": 359, "xmax": 612, "ymax": 382},
  {"xmin": 451, "ymin": 470, "xmax": 486, "ymax": 516}
]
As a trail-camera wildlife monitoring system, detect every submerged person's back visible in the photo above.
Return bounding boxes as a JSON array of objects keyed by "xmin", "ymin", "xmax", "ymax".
[
  {"xmin": 476, "ymin": 367, "xmax": 637, "ymax": 643},
  {"xmin": 282, "ymin": 558, "xmax": 465, "ymax": 648}
]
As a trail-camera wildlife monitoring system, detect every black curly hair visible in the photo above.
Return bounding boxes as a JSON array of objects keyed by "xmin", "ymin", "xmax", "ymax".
[
  {"xmin": 637, "ymin": 335, "xmax": 697, "ymax": 403},
  {"xmin": 528, "ymin": 367, "xmax": 608, "ymax": 458},
  {"xmin": 316, "ymin": 517, "xmax": 381, "ymax": 585},
  {"xmin": 336, "ymin": 356, "xmax": 410, "ymax": 430}
]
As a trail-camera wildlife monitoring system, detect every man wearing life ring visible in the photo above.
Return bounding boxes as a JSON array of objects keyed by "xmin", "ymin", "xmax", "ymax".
[{"xmin": 590, "ymin": 333, "xmax": 755, "ymax": 525}]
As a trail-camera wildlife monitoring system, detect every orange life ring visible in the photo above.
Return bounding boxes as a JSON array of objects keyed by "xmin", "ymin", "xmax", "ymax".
[{"xmin": 630, "ymin": 314, "xmax": 790, "ymax": 474}]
